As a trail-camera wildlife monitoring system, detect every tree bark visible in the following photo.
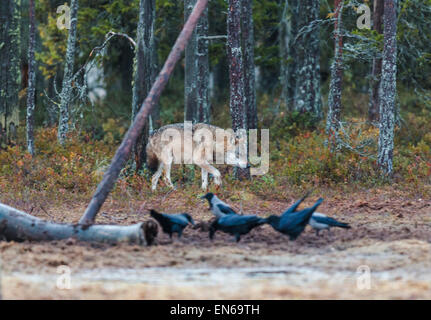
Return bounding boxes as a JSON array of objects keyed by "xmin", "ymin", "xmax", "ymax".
[
  {"xmin": 292, "ymin": 0, "xmax": 321, "ymax": 117},
  {"xmin": 280, "ymin": 0, "xmax": 292, "ymax": 110},
  {"xmin": 242, "ymin": 0, "xmax": 257, "ymax": 130},
  {"xmin": 326, "ymin": 0, "xmax": 344, "ymax": 146},
  {"xmin": 26, "ymin": 0, "xmax": 36, "ymax": 156},
  {"xmin": 184, "ymin": 0, "xmax": 210, "ymax": 123},
  {"xmin": 0, "ymin": 203, "xmax": 157, "ymax": 245},
  {"xmin": 378, "ymin": 0, "xmax": 397, "ymax": 175},
  {"xmin": 196, "ymin": 6, "xmax": 210, "ymax": 123},
  {"xmin": 0, "ymin": 0, "xmax": 21, "ymax": 144},
  {"xmin": 369, "ymin": 0, "xmax": 384, "ymax": 122},
  {"xmin": 227, "ymin": 0, "xmax": 246, "ymax": 131},
  {"xmin": 58, "ymin": 0, "xmax": 79, "ymax": 145},
  {"xmin": 132, "ymin": 0, "xmax": 157, "ymax": 171},
  {"xmin": 80, "ymin": 0, "xmax": 209, "ymax": 226}
]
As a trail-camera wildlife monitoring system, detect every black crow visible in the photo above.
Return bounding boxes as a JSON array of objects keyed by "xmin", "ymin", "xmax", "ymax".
[
  {"xmin": 267, "ymin": 198, "xmax": 324, "ymax": 240},
  {"xmin": 309, "ymin": 212, "xmax": 351, "ymax": 235},
  {"xmin": 201, "ymin": 193, "xmax": 238, "ymax": 218},
  {"xmin": 209, "ymin": 214, "xmax": 266, "ymax": 242},
  {"xmin": 149, "ymin": 209, "xmax": 195, "ymax": 239}
]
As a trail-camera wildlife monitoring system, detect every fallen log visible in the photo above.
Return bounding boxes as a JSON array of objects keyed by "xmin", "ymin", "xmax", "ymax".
[{"xmin": 0, "ymin": 203, "xmax": 158, "ymax": 245}]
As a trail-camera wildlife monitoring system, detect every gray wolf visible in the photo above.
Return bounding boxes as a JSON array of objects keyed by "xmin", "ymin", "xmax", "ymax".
[{"xmin": 146, "ymin": 122, "xmax": 248, "ymax": 190}]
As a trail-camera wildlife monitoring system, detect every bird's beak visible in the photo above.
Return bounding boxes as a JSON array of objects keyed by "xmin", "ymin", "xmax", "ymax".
[{"xmin": 200, "ymin": 195, "xmax": 206, "ymax": 200}]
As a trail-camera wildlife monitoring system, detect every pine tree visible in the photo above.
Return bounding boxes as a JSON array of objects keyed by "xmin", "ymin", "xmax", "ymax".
[
  {"xmin": 378, "ymin": 0, "xmax": 398, "ymax": 175},
  {"xmin": 0, "ymin": 0, "xmax": 21, "ymax": 145},
  {"xmin": 27, "ymin": 0, "xmax": 36, "ymax": 155},
  {"xmin": 369, "ymin": 0, "xmax": 384, "ymax": 122},
  {"xmin": 132, "ymin": 0, "xmax": 157, "ymax": 171},
  {"xmin": 326, "ymin": 0, "xmax": 344, "ymax": 146},
  {"xmin": 242, "ymin": 0, "xmax": 257, "ymax": 130}
]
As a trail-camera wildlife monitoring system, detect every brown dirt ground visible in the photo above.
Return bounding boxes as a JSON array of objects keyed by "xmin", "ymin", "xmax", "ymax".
[{"xmin": 1, "ymin": 190, "xmax": 431, "ymax": 299}]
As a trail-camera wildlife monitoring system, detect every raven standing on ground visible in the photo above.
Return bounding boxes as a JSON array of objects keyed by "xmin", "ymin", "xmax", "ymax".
[
  {"xmin": 150, "ymin": 209, "xmax": 195, "ymax": 239},
  {"xmin": 267, "ymin": 198, "xmax": 324, "ymax": 240},
  {"xmin": 209, "ymin": 214, "xmax": 267, "ymax": 242},
  {"xmin": 201, "ymin": 193, "xmax": 238, "ymax": 218}
]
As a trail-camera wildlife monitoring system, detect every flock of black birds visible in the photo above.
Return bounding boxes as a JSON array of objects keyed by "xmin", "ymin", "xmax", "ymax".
[{"xmin": 149, "ymin": 192, "xmax": 351, "ymax": 243}]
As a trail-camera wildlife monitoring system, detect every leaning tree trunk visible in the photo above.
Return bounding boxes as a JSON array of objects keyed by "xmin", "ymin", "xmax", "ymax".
[
  {"xmin": 58, "ymin": 0, "xmax": 79, "ymax": 145},
  {"xmin": 326, "ymin": 0, "xmax": 344, "ymax": 147},
  {"xmin": 0, "ymin": 0, "xmax": 21, "ymax": 144},
  {"xmin": 378, "ymin": 0, "xmax": 397, "ymax": 175},
  {"xmin": 292, "ymin": 0, "xmax": 321, "ymax": 118},
  {"xmin": 196, "ymin": 6, "xmax": 210, "ymax": 123},
  {"xmin": 80, "ymin": 0, "xmax": 209, "ymax": 226},
  {"xmin": 132, "ymin": 0, "xmax": 157, "ymax": 171},
  {"xmin": 369, "ymin": 0, "xmax": 384, "ymax": 122},
  {"xmin": 242, "ymin": 0, "xmax": 257, "ymax": 130},
  {"xmin": 0, "ymin": 203, "xmax": 157, "ymax": 245},
  {"xmin": 26, "ymin": 0, "xmax": 36, "ymax": 156}
]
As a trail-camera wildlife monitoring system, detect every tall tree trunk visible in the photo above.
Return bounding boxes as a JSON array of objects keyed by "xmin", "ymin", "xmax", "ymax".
[
  {"xmin": 184, "ymin": 0, "xmax": 198, "ymax": 122},
  {"xmin": 378, "ymin": 0, "xmax": 397, "ymax": 175},
  {"xmin": 196, "ymin": 6, "xmax": 210, "ymax": 123},
  {"xmin": 326, "ymin": 0, "xmax": 344, "ymax": 146},
  {"xmin": 292, "ymin": 0, "xmax": 321, "ymax": 117},
  {"xmin": 132, "ymin": 0, "xmax": 157, "ymax": 172},
  {"xmin": 227, "ymin": 0, "xmax": 246, "ymax": 131},
  {"xmin": 369, "ymin": 0, "xmax": 384, "ymax": 122},
  {"xmin": 242, "ymin": 0, "xmax": 257, "ymax": 130},
  {"xmin": 0, "ymin": 0, "xmax": 21, "ymax": 144},
  {"xmin": 227, "ymin": 0, "xmax": 249, "ymax": 180},
  {"xmin": 58, "ymin": 0, "xmax": 79, "ymax": 145},
  {"xmin": 26, "ymin": 0, "xmax": 36, "ymax": 156},
  {"xmin": 280, "ymin": 0, "xmax": 291, "ymax": 110}
]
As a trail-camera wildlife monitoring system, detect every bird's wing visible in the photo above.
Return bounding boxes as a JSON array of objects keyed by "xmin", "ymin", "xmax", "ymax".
[
  {"xmin": 168, "ymin": 214, "xmax": 189, "ymax": 226},
  {"xmin": 216, "ymin": 203, "xmax": 238, "ymax": 215},
  {"xmin": 282, "ymin": 191, "xmax": 311, "ymax": 215},
  {"xmin": 312, "ymin": 214, "xmax": 349, "ymax": 228},
  {"xmin": 220, "ymin": 215, "xmax": 260, "ymax": 226}
]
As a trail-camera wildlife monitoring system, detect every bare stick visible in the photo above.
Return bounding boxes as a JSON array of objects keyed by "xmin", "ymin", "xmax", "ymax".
[{"xmin": 79, "ymin": 0, "xmax": 209, "ymax": 226}]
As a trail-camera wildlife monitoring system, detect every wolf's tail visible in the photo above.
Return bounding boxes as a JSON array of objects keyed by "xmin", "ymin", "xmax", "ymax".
[{"xmin": 146, "ymin": 139, "xmax": 159, "ymax": 173}]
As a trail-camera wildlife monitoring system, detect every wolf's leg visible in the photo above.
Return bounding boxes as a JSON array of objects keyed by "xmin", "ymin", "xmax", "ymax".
[
  {"xmin": 163, "ymin": 160, "xmax": 175, "ymax": 189},
  {"xmin": 201, "ymin": 168, "xmax": 209, "ymax": 190},
  {"xmin": 151, "ymin": 163, "xmax": 164, "ymax": 191},
  {"xmin": 198, "ymin": 162, "xmax": 222, "ymax": 186}
]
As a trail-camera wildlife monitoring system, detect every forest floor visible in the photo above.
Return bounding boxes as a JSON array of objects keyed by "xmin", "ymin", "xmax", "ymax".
[{"xmin": 1, "ymin": 188, "xmax": 431, "ymax": 299}]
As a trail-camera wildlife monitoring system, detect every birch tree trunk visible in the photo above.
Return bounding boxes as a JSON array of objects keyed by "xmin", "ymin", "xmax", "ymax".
[
  {"xmin": 26, "ymin": 0, "xmax": 36, "ymax": 156},
  {"xmin": 0, "ymin": 0, "xmax": 21, "ymax": 144},
  {"xmin": 132, "ymin": 0, "xmax": 157, "ymax": 171},
  {"xmin": 292, "ymin": 0, "xmax": 321, "ymax": 117},
  {"xmin": 242, "ymin": 0, "xmax": 257, "ymax": 130},
  {"xmin": 369, "ymin": 0, "xmax": 384, "ymax": 122},
  {"xmin": 326, "ymin": 0, "xmax": 344, "ymax": 146},
  {"xmin": 378, "ymin": 0, "xmax": 397, "ymax": 175},
  {"xmin": 58, "ymin": 0, "xmax": 79, "ymax": 145}
]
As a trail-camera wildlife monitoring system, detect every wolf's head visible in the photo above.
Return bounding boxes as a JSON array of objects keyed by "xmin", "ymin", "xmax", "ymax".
[{"xmin": 225, "ymin": 132, "xmax": 248, "ymax": 169}]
